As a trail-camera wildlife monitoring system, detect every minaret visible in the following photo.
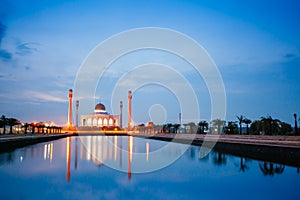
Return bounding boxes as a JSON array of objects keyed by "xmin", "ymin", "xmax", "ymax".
[
  {"xmin": 120, "ymin": 101, "xmax": 123, "ymax": 129},
  {"xmin": 68, "ymin": 89, "xmax": 73, "ymax": 129},
  {"xmin": 76, "ymin": 100, "xmax": 79, "ymax": 127},
  {"xmin": 128, "ymin": 91, "xmax": 132, "ymax": 130}
]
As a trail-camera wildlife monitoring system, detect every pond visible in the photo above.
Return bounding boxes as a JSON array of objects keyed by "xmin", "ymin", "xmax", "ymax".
[{"xmin": 0, "ymin": 136, "xmax": 299, "ymax": 200}]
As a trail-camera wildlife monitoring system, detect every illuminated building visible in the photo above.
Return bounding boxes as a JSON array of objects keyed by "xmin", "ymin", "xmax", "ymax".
[{"xmin": 80, "ymin": 103, "xmax": 120, "ymax": 129}]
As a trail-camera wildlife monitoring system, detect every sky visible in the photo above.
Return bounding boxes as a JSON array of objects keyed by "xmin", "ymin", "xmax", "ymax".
[{"xmin": 0, "ymin": 0, "xmax": 299, "ymax": 126}]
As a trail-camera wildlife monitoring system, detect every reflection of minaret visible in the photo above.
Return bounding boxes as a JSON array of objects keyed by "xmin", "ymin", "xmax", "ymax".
[
  {"xmin": 66, "ymin": 137, "xmax": 71, "ymax": 182},
  {"xmin": 68, "ymin": 89, "xmax": 73, "ymax": 129},
  {"xmin": 74, "ymin": 137, "xmax": 78, "ymax": 170},
  {"xmin": 128, "ymin": 91, "xmax": 132, "ymax": 130},
  {"xmin": 75, "ymin": 100, "xmax": 79, "ymax": 128},
  {"xmin": 120, "ymin": 101, "xmax": 123, "ymax": 129},
  {"xmin": 128, "ymin": 136, "xmax": 132, "ymax": 180}
]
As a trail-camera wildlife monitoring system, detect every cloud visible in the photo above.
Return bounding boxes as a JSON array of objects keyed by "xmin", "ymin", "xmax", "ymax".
[
  {"xmin": 0, "ymin": 89, "xmax": 68, "ymax": 103},
  {"xmin": 16, "ymin": 42, "xmax": 38, "ymax": 56},
  {"xmin": 0, "ymin": 21, "xmax": 12, "ymax": 61},
  {"xmin": 0, "ymin": 21, "xmax": 5, "ymax": 45},
  {"xmin": 284, "ymin": 53, "xmax": 298, "ymax": 59},
  {"xmin": 26, "ymin": 91, "xmax": 68, "ymax": 103},
  {"xmin": 0, "ymin": 49, "xmax": 12, "ymax": 61}
]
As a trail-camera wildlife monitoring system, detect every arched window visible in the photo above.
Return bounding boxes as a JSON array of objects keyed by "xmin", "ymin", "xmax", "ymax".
[
  {"xmin": 98, "ymin": 118, "xmax": 103, "ymax": 126},
  {"xmin": 109, "ymin": 118, "xmax": 113, "ymax": 125},
  {"xmin": 92, "ymin": 118, "xmax": 97, "ymax": 126},
  {"xmin": 87, "ymin": 118, "xmax": 92, "ymax": 126},
  {"xmin": 103, "ymin": 118, "xmax": 108, "ymax": 125}
]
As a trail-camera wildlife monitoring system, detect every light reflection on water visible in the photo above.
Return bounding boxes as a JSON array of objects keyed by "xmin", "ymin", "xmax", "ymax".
[{"xmin": 0, "ymin": 136, "xmax": 299, "ymax": 200}]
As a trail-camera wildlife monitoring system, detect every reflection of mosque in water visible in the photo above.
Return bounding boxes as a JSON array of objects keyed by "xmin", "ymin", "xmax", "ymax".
[
  {"xmin": 1, "ymin": 137, "xmax": 299, "ymax": 183},
  {"xmin": 72, "ymin": 136, "xmax": 135, "ymax": 180}
]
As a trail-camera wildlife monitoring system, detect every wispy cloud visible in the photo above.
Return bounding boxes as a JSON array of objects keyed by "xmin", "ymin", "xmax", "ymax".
[
  {"xmin": 26, "ymin": 91, "xmax": 67, "ymax": 103},
  {"xmin": 0, "ymin": 49, "xmax": 12, "ymax": 61},
  {"xmin": 0, "ymin": 90, "xmax": 67, "ymax": 103},
  {"xmin": 15, "ymin": 42, "xmax": 38, "ymax": 56},
  {"xmin": 0, "ymin": 21, "xmax": 12, "ymax": 61}
]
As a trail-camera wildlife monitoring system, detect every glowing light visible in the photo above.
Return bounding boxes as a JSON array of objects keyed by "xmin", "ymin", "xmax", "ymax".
[
  {"xmin": 66, "ymin": 137, "xmax": 71, "ymax": 182},
  {"xmin": 44, "ymin": 144, "xmax": 47, "ymax": 160},
  {"xmin": 50, "ymin": 143, "xmax": 53, "ymax": 163}
]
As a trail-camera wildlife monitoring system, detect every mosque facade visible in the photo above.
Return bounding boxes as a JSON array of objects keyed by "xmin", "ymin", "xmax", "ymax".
[{"xmin": 80, "ymin": 103, "xmax": 120, "ymax": 130}]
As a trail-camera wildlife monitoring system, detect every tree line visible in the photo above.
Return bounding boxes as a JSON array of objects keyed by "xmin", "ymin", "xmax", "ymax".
[
  {"xmin": 136, "ymin": 114, "xmax": 299, "ymax": 135},
  {"xmin": 0, "ymin": 115, "xmax": 62, "ymax": 134}
]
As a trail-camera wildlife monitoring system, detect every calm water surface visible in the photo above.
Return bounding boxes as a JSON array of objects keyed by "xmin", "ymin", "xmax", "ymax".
[{"xmin": 0, "ymin": 136, "xmax": 299, "ymax": 200}]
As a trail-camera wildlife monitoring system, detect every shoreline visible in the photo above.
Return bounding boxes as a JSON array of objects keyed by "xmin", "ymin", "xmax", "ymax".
[
  {"xmin": 133, "ymin": 134, "xmax": 300, "ymax": 168},
  {"xmin": 0, "ymin": 133, "xmax": 78, "ymax": 152}
]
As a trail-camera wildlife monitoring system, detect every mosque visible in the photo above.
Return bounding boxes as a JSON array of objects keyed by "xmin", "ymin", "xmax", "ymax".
[
  {"xmin": 67, "ymin": 89, "xmax": 132, "ymax": 131},
  {"xmin": 80, "ymin": 103, "xmax": 120, "ymax": 130}
]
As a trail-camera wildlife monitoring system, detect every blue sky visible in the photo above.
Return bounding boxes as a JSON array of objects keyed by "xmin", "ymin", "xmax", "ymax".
[{"xmin": 0, "ymin": 0, "xmax": 299, "ymax": 126}]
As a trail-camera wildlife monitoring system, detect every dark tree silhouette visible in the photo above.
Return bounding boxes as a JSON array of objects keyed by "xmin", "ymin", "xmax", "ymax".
[
  {"xmin": 22, "ymin": 123, "xmax": 30, "ymax": 134},
  {"xmin": 294, "ymin": 113, "xmax": 298, "ymax": 135},
  {"xmin": 260, "ymin": 116, "xmax": 280, "ymax": 135},
  {"xmin": 259, "ymin": 162, "xmax": 285, "ymax": 176},
  {"xmin": 0, "ymin": 115, "xmax": 7, "ymax": 134},
  {"xmin": 243, "ymin": 118, "xmax": 252, "ymax": 135},
  {"xmin": 236, "ymin": 115, "xmax": 244, "ymax": 135},
  {"xmin": 213, "ymin": 152, "xmax": 227, "ymax": 166},
  {"xmin": 7, "ymin": 118, "xmax": 21, "ymax": 134},
  {"xmin": 173, "ymin": 124, "xmax": 180, "ymax": 133},
  {"xmin": 279, "ymin": 121, "xmax": 292, "ymax": 135},
  {"xmin": 224, "ymin": 121, "xmax": 238, "ymax": 134},
  {"xmin": 198, "ymin": 121, "xmax": 208, "ymax": 134},
  {"xmin": 211, "ymin": 119, "xmax": 225, "ymax": 134},
  {"xmin": 239, "ymin": 157, "xmax": 249, "ymax": 172}
]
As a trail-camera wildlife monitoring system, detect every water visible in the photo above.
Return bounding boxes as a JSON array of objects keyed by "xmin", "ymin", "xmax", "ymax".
[{"xmin": 0, "ymin": 136, "xmax": 299, "ymax": 200}]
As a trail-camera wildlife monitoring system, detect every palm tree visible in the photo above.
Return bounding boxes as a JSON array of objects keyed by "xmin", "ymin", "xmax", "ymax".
[
  {"xmin": 224, "ymin": 121, "xmax": 238, "ymax": 134},
  {"xmin": 22, "ymin": 123, "xmax": 30, "ymax": 134},
  {"xmin": 261, "ymin": 115, "xmax": 280, "ymax": 135},
  {"xmin": 211, "ymin": 119, "xmax": 225, "ymax": 134},
  {"xmin": 7, "ymin": 118, "xmax": 21, "ymax": 134},
  {"xmin": 259, "ymin": 162, "xmax": 285, "ymax": 176},
  {"xmin": 173, "ymin": 124, "xmax": 180, "ymax": 133},
  {"xmin": 0, "ymin": 115, "xmax": 7, "ymax": 134},
  {"xmin": 294, "ymin": 113, "xmax": 298, "ymax": 135},
  {"xmin": 198, "ymin": 121, "xmax": 208, "ymax": 134},
  {"xmin": 236, "ymin": 115, "xmax": 244, "ymax": 135},
  {"xmin": 243, "ymin": 118, "xmax": 252, "ymax": 135}
]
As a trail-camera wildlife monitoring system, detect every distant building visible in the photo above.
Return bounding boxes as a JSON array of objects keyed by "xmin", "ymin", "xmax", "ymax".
[{"xmin": 80, "ymin": 103, "xmax": 120, "ymax": 129}]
